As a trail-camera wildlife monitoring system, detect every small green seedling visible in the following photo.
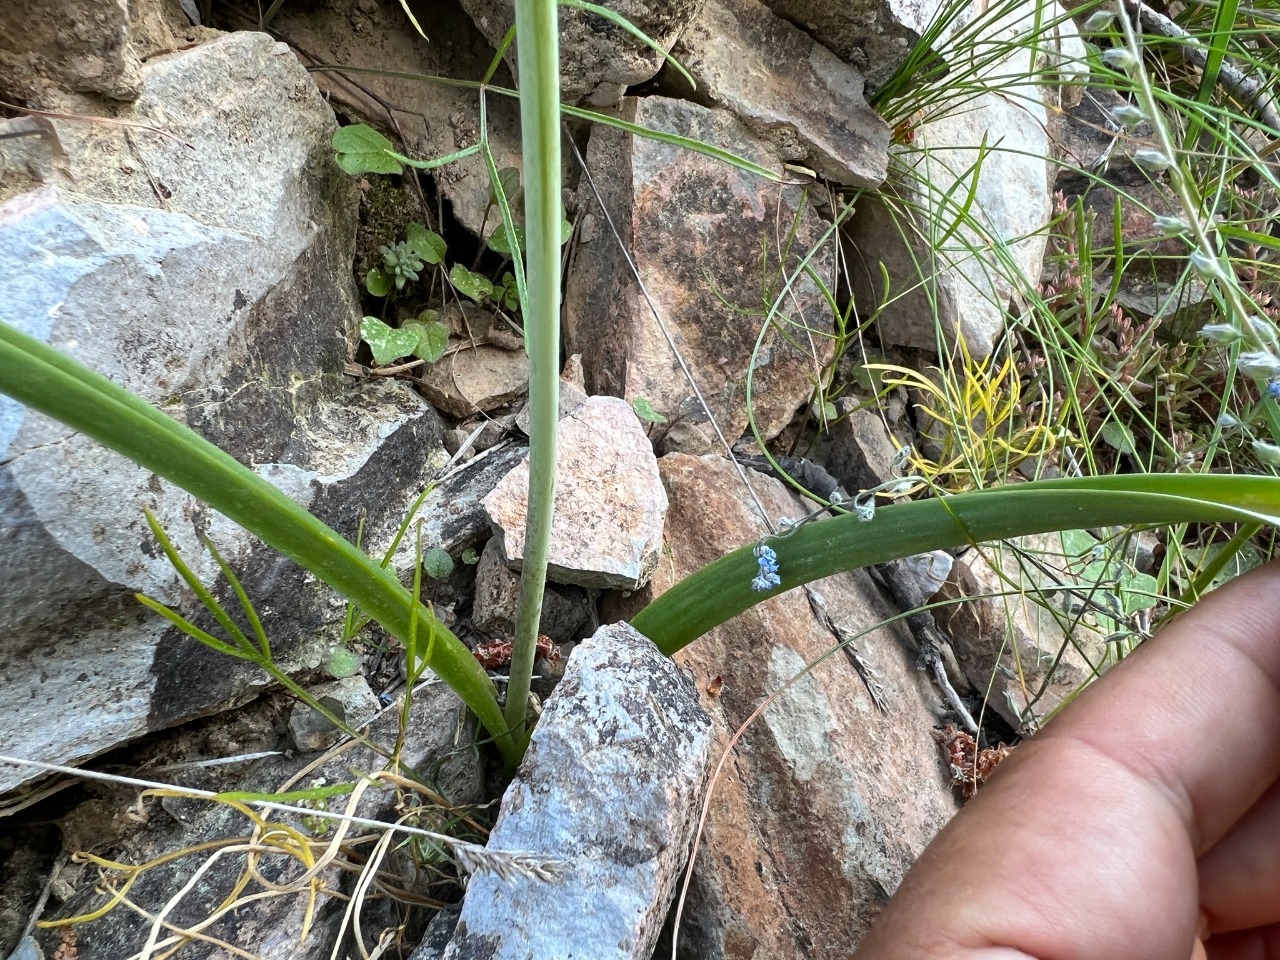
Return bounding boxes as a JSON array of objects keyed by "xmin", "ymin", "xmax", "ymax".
[
  {"xmin": 360, "ymin": 315, "xmax": 449, "ymax": 365},
  {"xmin": 422, "ymin": 547, "xmax": 455, "ymax": 579},
  {"xmin": 632, "ymin": 397, "xmax": 668, "ymax": 424},
  {"xmin": 333, "ymin": 124, "xmax": 480, "ymax": 176}
]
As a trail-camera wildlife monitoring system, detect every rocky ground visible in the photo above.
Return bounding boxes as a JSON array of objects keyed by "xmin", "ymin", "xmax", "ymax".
[{"xmin": 0, "ymin": 0, "xmax": 1183, "ymax": 957}]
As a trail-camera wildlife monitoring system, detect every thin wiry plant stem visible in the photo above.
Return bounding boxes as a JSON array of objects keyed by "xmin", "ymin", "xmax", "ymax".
[{"xmin": 504, "ymin": 0, "xmax": 562, "ymax": 754}]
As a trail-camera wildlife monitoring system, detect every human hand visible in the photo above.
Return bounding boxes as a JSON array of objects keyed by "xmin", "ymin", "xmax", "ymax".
[{"xmin": 856, "ymin": 562, "xmax": 1280, "ymax": 960}]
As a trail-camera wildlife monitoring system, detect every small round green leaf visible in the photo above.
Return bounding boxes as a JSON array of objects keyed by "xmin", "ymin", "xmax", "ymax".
[
  {"xmin": 405, "ymin": 319, "xmax": 450, "ymax": 363},
  {"xmin": 332, "ymin": 124, "xmax": 404, "ymax": 175},
  {"xmin": 423, "ymin": 547, "xmax": 454, "ymax": 579},
  {"xmin": 365, "ymin": 268, "xmax": 393, "ymax": 298},
  {"xmin": 487, "ymin": 222, "xmax": 526, "ymax": 255},
  {"xmin": 326, "ymin": 645, "xmax": 362, "ymax": 679}
]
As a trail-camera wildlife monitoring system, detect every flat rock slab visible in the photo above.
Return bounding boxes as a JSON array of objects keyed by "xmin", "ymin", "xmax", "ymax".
[
  {"xmin": 613, "ymin": 454, "xmax": 959, "ymax": 956},
  {"xmin": 483, "ymin": 395, "xmax": 667, "ymax": 590},
  {"xmin": 565, "ymin": 96, "xmax": 836, "ymax": 444},
  {"xmin": 417, "ymin": 342, "xmax": 530, "ymax": 417},
  {"xmin": 428, "ymin": 621, "xmax": 713, "ymax": 960},
  {"xmin": 674, "ymin": 0, "xmax": 890, "ymax": 188}
]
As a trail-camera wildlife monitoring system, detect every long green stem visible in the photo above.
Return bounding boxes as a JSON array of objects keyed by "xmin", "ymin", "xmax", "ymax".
[
  {"xmin": 0, "ymin": 321, "xmax": 518, "ymax": 767},
  {"xmin": 630, "ymin": 473, "xmax": 1280, "ymax": 653},
  {"xmin": 503, "ymin": 0, "xmax": 562, "ymax": 751}
]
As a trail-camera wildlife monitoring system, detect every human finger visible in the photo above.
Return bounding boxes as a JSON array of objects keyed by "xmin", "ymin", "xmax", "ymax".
[{"xmin": 855, "ymin": 563, "xmax": 1280, "ymax": 960}]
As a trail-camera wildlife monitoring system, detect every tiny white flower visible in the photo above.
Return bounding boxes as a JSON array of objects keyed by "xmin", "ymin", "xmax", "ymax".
[
  {"xmin": 1133, "ymin": 148, "xmax": 1175, "ymax": 172},
  {"xmin": 1199, "ymin": 323, "xmax": 1238, "ymax": 343},
  {"xmin": 1102, "ymin": 48, "xmax": 1139, "ymax": 70},
  {"xmin": 1237, "ymin": 350, "xmax": 1280, "ymax": 378},
  {"xmin": 1083, "ymin": 9, "xmax": 1116, "ymax": 32},
  {"xmin": 1252, "ymin": 440, "xmax": 1280, "ymax": 468},
  {"xmin": 1110, "ymin": 104, "xmax": 1146, "ymax": 128},
  {"xmin": 1153, "ymin": 215, "xmax": 1190, "ymax": 237},
  {"xmin": 1189, "ymin": 250, "xmax": 1228, "ymax": 281},
  {"xmin": 1216, "ymin": 412, "xmax": 1242, "ymax": 430}
]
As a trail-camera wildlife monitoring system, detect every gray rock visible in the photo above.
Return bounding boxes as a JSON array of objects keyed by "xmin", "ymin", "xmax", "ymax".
[
  {"xmin": 824, "ymin": 399, "xmax": 908, "ymax": 493},
  {"xmin": 761, "ymin": 0, "xmax": 965, "ymax": 93},
  {"xmin": 612, "ymin": 454, "xmax": 959, "ymax": 955},
  {"xmin": 483, "ymin": 396, "xmax": 668, "ymax": 590},
  {"xmin": 847, "ymin": 3, "xmax": 1083, "ymax": 356},
  {"xmin": 879, "ymin": 550, "xmax": 953, "ymax": 609},
  {"xmin": 405, "ymin": 442, "xmax": 531, "ymax": 563},
  {"xmin": 417, "ymin": 343, "xmax": 530, "ymax": 417},
  {"xmin": 456, "ymin": 0, "xmax": 701, "ymax": 106},
  {"xmin": 429, "ymin": 622, "xmax": 713, "ymax": 960},
  {"xmin": 0, "ymin": 32, "xmax": 451, "ymax": 792},
  {"xmin": 287, "ymin": 675, "xmax": 383, "ymax": 752},
  {"xmin": 0, "ymin": 0, "xmax": 148, "ymax": 102},
  {"xmin": 471, "ymin": 537, "xmax": 589, "ymax": 642},
  {"xmin": 39, "ymin": 684, "xmax": 481, "ymax": 960},
  {"xmin": 564, "ymin": 96, "xmax": 836, "ymax": 444},
  {"xmin": 673, "ymin": 0, "xmax": 890, "ymax": 188}
]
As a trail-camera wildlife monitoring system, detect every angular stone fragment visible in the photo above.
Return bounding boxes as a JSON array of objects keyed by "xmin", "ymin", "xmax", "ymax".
[
  {"xmin": 417, "ymin": 342, "xmax": 530, "ymax": 417},
  {"xmin": 613, "ymin": 454, "xmax": 958, "ymax": 955},
  {"xmin": 483, "ymin": 395, "xmax": 667, "ymax": 589},
  {"xmin": 471, "ymin": 536, "xmax": 589, "ymax": 642},
  {"xmin": 456, "ymin": 0, "xmax": 701, "ymax": 106},
  {"xmin": 847, "ymin": 2, "xmax": 1084, "ymax": 356},
  {"xmin": 287, "ymin": 675, "xmax": 382, "ymax": 752},
  {"xmin": 430, "ymin": 622, "xmax": 713, "ymax": 960},
  {"xmin": 565, "ymin": 97, "xmax": 837, "ymax": 444},
  {"xmin": 0, "ymin": 0, "xmax": 144, "ymax": 101},
  {"xmin": 0, "ymin": 32, "xmax": 450, "ymax": 793},
  {"xmin": 674, "ymin": 0, "xmax": 890, "ymax": 188},
  {"xmin": 762, "ymin": 0, "xmax": 966, "ymax": 93}
]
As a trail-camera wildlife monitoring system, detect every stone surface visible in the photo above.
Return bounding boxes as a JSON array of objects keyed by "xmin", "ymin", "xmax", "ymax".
[
  {"xmin": 429, "ymin": 622, "xmax": 713, "ymax": 960},
  {"xmin": 565, "ymin": 96, "xmax": 837, "ymax": 444},
  {"xmin": 471, "ymin": 536, "xmax": 590, "ymax": 641},
  {"xmin": 0, "ymin": 0, "xmax": 198, "ymax": 103},
  {"xmin": 935, "ymin": 534, "xmax": 1112, "ymax": 732},
  {"xmin": 822, "ymin": 399, "xmax": 911, "ymax": 494},
  {"xmin": 254, "ymin": 0, "xmax": 526, "ymax": 237},
  {"xmin": 672, "ymin": 0, "xmax": 890, "ymax": 188},
  {"xmin": 847, "ymin": 2, "xmax": 1082, "ymax": 356},
  {"xmin": 417, "ymin": 342, "xmax": 530, "ymax": 417},
  {"xmin": 456, "ymin": 0, "xmax": 701, "ymax": 106},
  {"xmin": 0, "ymin": 32, "xmax": 452, "ymax": 793},
  {"xmin": 617, "ymin": 454, "xmax": 959, "ymax": 957},
  {"xmin": 37, "ymin": 685, "xmax": 481, "ymax": 960},
  {"xmin": 761, "ymin": 0, "xmax": 964, "ymax": 93},
  {"xmin": 483, "ymin": 396, "xmax": 668, "ymax": 590},
  {"xmin": 287, "ymin": 675, "xmax": 383, "ymax": 752}
]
